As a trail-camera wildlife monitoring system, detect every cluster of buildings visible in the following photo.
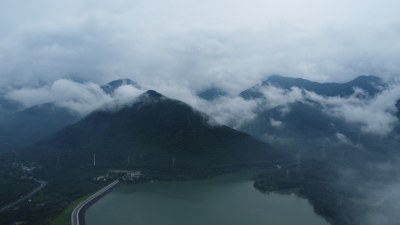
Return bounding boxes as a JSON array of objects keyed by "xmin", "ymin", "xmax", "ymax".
[{"xmin": 93, "ymin": 170, "xmax": 145, "ymax": 183}]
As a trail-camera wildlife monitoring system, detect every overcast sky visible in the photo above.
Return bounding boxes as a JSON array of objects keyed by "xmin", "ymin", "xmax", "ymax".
[{"xmin": 0, "ymin": 0, "xmax": 399, "ymax": 92}]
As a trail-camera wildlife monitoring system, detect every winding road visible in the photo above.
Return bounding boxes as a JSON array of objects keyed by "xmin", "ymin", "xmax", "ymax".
[
  {"xmin": 71, "ymin": 180, "xmax": 119, "ymax": 225},
  {"xmin": 0, "ymin": 180, "xmax": 47, "ymax": 214}
]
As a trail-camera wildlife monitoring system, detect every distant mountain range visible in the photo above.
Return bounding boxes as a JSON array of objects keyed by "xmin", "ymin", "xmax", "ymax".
[
  {"xmin": 240, "ymin": 75, "xmax": 384, "ymax": 99},
  {"xmin": 0, "ymin": 95, "xmax": 22, "ymax": 119},
  {"xmin": 197, "ymin": 87, "xmax": 228, "ymax": 101},
  {"xmin": 101, "ymin": 78, "xmax": 142, "ymax": 95},
  {"xmin": 0, "ymin": 103, "xmax": 80, "ymax": 152},
  {"xmin": 0, "ymin": 79, "xmax": 142, "ymax": 152},
  {"xmin": 195, "ymin": 75, "xmax": 397, "ymax": 164},
  {"xmin": 0, "ymin": 75, "xmax": 398, "ymax": 225}
]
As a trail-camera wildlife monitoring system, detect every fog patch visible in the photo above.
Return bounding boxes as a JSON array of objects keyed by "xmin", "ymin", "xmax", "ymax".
[
  {"xmin": 305, "ymin": 84, "xmax": 400, "ymax": 136},
  {"xmin": 5, "ymin": 79, "xmax": 148, "ymax": 115},
  {"xmin": 242, "ymin": 82, "xmax": 400, "ymax": 136},
  {"xmin": 198, "ymin": 96, "xmax": 259, "ymax": 128},
  {"xmin": 270, "ymin": 118, "xmax": 283, "ymax": 128},
  {"xmin": 6, "ymin": 79, "xmax": 112, "ymax": 115},
  {"xmin": 259, "ymin": 86, "xmax": 305, "ymax": 109}
]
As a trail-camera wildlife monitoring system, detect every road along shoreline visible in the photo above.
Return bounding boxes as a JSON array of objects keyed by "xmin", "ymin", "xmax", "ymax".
[{"xmin": 71, "ymin": 180, "xmax": 119, "ymax": 225}]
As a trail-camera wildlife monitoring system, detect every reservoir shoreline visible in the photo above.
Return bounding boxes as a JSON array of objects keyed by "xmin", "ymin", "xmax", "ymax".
[
  {"xmin": 71, "ymin": 180, "xmax": 119, "ymax": 225},
  {"xmin": 85, "ymin": 172, "xmax": 329, "ymax": 225}
]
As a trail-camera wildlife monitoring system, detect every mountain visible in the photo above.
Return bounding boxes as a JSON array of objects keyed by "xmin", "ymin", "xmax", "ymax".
[
  {"xmin": 27, "ymin": 90, "xmax": 282, "ymax": 178},
  {"xmin": 0, "ymin": 90, "xmax": 284, "ymax": 225},
  {"xmin": 0, "ymin": 79, "xmax": 144, "ymax": 152},
  {"xmin": 237, "ymin": 76, "xmax": 398, "ymax": 225},
  {"xmin": 101, "ymin": 78, "xmax": 142, "ymax": 95},
  {"xmin": 0, "ymin": 95, "xmax": 21, "ymax": 120},
  {"xmin": 0, "ymin": 103, "xmax": 80, "ymax": 152},
  {"xmin": 240, "ymin": 75, "xmax": 385, "ymax": 99},
  {"xmin": 198, "ymin": 87, "xmax": 228, "ymax": 101},
  {"xmin": 236, "ymin": 75, "xmax": 397, "ymax": 162}
]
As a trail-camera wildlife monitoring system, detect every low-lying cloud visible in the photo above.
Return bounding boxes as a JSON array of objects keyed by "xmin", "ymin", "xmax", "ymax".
[
  {"xmin": 5, "ymin": 79, "xmax": 143, "ymax": 115},
  {"xmin": 305, "ymin": 85, "xmax": 400, "ymax": 136},
  {"xmin": 4, "ymin": 76, "xmax": 400, "ymax": 137}
]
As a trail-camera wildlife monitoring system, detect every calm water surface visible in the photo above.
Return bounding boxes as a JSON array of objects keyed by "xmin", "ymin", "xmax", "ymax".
[{"xmin": 86, "ymin": 173, "xmax": 329, "ymax": 225}]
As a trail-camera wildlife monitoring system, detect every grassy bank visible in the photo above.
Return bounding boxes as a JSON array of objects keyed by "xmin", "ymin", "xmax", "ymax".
[{"xmin": 51, "ymin": 194, "xmax": 91, "ymax": 225}]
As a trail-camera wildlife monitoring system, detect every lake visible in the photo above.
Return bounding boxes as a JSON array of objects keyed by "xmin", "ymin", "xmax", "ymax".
[{"xmin": 86, "ymin": 172, "xmax": 329, "ymax": 225}]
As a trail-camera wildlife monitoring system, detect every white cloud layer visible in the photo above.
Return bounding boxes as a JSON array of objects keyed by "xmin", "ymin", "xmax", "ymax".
[
  {"xmin": 5, "ymin": 79, "xmax": 144, "ymax": 115},
  {"xmin": 5, "ymin": 76, "xmax": 399, "ymax": 136},
  {"xmin": 0, "ymin": 0, "xmax": 400, "ymax": 93},
  {"xmin": 1, "ymin": 0, "xmax": 399, "ymax": 134},
  {"xmin": 306, "ymin": 85, "xmax": 400, "ymax": 135}
]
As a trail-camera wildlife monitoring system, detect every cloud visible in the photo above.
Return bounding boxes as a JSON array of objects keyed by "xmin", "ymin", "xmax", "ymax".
[
  {"xmin": 305, "ymin": 85, "xmax": 400, "ymax": 136},
  {"xmin": 236, "ymin": 82, "xmax": 400, "ymax": 136},
  {"xmin": 198, "ymin": 96, "xmax": 259, "ymax": 128},
  {"xmin": 5, "ymin": 75, "xmax": 398, "ymax": 137},
  {"xmin": 5, "ymin": 79, "xmax": 112, "ymax": 115},
  {"xmin": 336, "ymin": 160, "xmax": 400, "ymax": 225},
  {"xmin": 362, "ymin": 181, "xmax": 400, "ymax": 225},
  {"xmin": 270, "ymin": 118, "xmax": 283, "ymax": 128},
  {"xmin": 112, "ymin": 85, "xmax": 144, "ymax": 100},
  {"xmin": 259, "ymin": 86, "xmax": 305, "ymax": 109},
  {"xmin": 154, "ymin": 78, "xmax": 400, "ymax": 136},
  {"xmin": 0, "ymin": 0, "xmax": 400, "ymax": 93},
  {"xmin": 1, "ymin": 0, "xmax": 399, "ymax": 135}
]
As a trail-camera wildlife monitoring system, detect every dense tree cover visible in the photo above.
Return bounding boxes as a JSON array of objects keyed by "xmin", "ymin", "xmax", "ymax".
[{"xmin": 0, "ymin": 171, "xmax": 38, "ymax": 207}]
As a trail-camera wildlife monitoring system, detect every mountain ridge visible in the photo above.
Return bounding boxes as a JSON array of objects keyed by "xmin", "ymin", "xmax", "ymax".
[
  {"xmin": 240, "ymin": 75, "xmax": 385, "ymax": 99},
  {"xmin": 27, "ymin": 90, "xmax": 282, "ymax": 178}
]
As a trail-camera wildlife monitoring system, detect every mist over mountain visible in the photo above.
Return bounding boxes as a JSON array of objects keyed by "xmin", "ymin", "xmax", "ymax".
[
  {"xmin": 1, "ymin": 1, "xmax": 400, "ymax": 224},
  {"xmin": 0, "ymin": 78, "xmax": 144, "ymax": 152},
  {"xmin": 231, "ymin": 75, "xmax": 400, "ymax": 225},
  {"xmin": 240, "ymin": 75, "xmax": 385, "ymax": 99},
  {"xmin": 0, "ymin": 74, "xmax": 399, "ymax": 225},
  {"xmin": 101, "ymin": 78, "xmax": 142, "ymax": 95},
  {"xmin": 197, "ymin": 87, "xmax": 228, "ymax": 101},
  {"xmin": 233, "ymin": 75, "xmax": 399, "ymax": 164},
  {"xmin": 26, "ymin": 90, "xmax": 281, "ymax": 177}
]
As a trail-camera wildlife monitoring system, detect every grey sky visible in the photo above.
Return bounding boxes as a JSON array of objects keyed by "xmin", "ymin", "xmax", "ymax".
[{"xmin": 0, "ymin": 0, "xmax": 399, "ymax": 92}]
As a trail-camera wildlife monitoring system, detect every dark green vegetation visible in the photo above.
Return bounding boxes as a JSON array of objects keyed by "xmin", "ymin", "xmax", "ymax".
[
  {"xmin": 254, "ymin": 163, "xmax": 346, "ymax": 225},
  {"xmin": 26, "ymin": 90, "xmax": 281, "ymax": 178},
  {"xmin": 0, "ymin": 167, "xmax": 38, "ymax": 207},
  {"xmin": 50, "ymin": 193, "xmax": 92, "ymax": 225},
  {"xmin": 0, "ymin": 90, "xmax": 282, "ymax": 225}
]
